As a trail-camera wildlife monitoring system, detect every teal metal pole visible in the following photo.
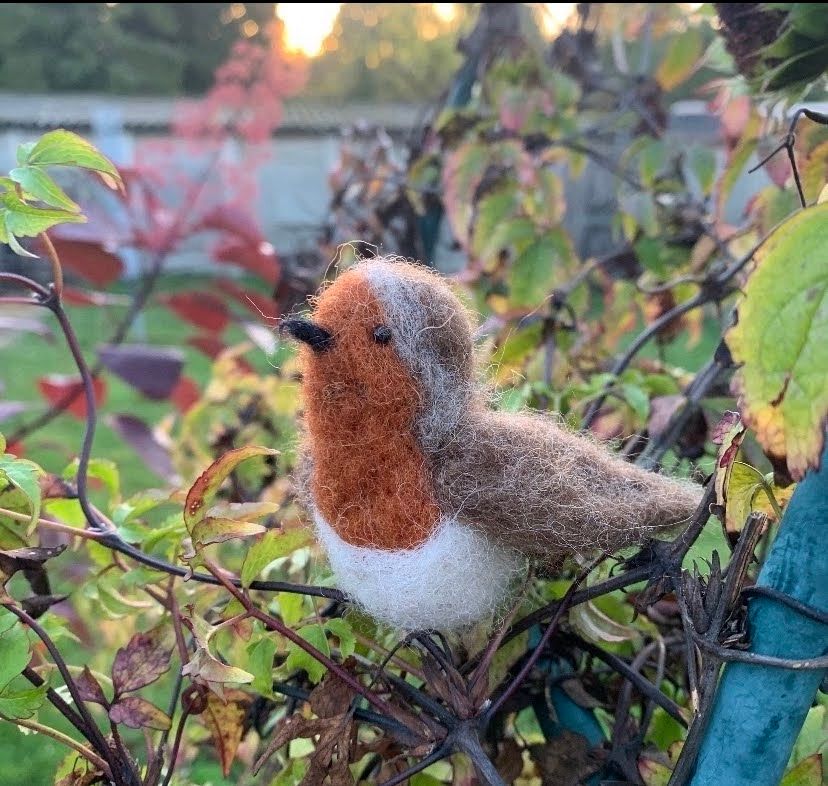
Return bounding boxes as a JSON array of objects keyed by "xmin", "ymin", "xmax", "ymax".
[{"xmin": 690, "ymin": 445, "xmax": 828, "ymax": 785}]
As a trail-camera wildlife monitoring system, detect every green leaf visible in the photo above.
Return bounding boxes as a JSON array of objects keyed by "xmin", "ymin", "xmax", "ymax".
[
  {"xmin": 0, "ymin": 683, "xmax": 46, "ymax": 719},
  {"xmin": 278, "ymin": 592, "xmax": 306, "ymax": 626},
  {"xmin": 64, "ymin": 458, "xmax": 120, "ymax": 504},
  {"xmin": 687, "ymin": 146, "xmax": 717, "ymax": 195},
  {"xmin": 324, "ymin": 618, "xmax": 355, "ymax": 659},
  {"xmin": 240, "ymin": 528, "xmax": 311, "ymax": 587},
  {"xmin": 471, "ymin": 187, "xmax": 520, "ymax": 263},
  {"xmin": 285, "ymin": 625, "xmax": 329, "ymax": 684},
  {"xmin": 0, "ymin": 454, "xmax": 42, "ymax": 526},
  {"xmin": 270, "ymin": 759, "xmax": 308, "ymax": 786},
  {"xmin": 9, "ymin": 167, "xmax": 80, "ymax": 212},
  {"xmin": 722, "ymin": 461, "xmax": 764, "ymax": 534},
  {"xmin": 1, "ymin": 192, "xmax": 85, "ymax": 237},
  {"xmin": 0, "ymin": 618, "xmax": 31, "ymax": 691},
  {"xmin": 26, "ymin": 130, "xmax": 122, "ymax": 188},
  {"xmin": 247, "ymin": 634, "xmax": 277, "ymax": 696},
  {"xmin": 726, "ymin": 202, "xmax": 828, "ymax": 479},
  {"xmin": 656, "ymin": 26, "xmax": 703, "ymax": 90},
  {"xmin": 508, "ymin": 231, "xmax": 573, "ymax": 308},
  {"xmin": 639, "ymin": 140, "xmax": 667, "ymax": 187},
  {"xmin": 621, "ymin": 384, "xmax": 650, "ymax": 421},
  {"xmin": 780, "ymin": 754, "xmax": 823, "ymax": 786},
  {"xmin": 16, "ymin": 142, "xmax": 35, "ymax": 167}
]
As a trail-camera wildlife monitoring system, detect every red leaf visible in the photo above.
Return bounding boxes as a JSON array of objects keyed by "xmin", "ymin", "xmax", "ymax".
[
  {"xmin": 162, "ymin": 292, "xmax": 230, "ymax": 332},
  {"xmin": 213, "ymin": 237, "xmax": 280, "ymax": 285},
  {"xmin": 187, "ymin": 335, "xmax": 227, "ymax": 359},
  {"xmin": 199, "ymin": 205, "xmax": 263, "ymax": 245},
  {"xmin": 38, "ymin": 375, "xmax": 106, "ymax": 420},
  {"xmin": 219, "ymin": 279, "xmax": 279, "ymax": 320},
  {"xmin": 42, "ymin": 238, "xmax": 123, "ymax": 287},
  {"xmin": 112, "ymin": 625, "xmax": 173, "ymax": 695},
  {"xmin": 98, "ymin": 344, "xmax": 184, "ymax": 400},
  {"xmin": 5, "ymin": 441, "xmax": 24, "ymax": 457},
  {"xmin": 171, "ymin": 376, "xmax": 200, "ymax": 414},
  {"xmin": 107, "ymin": 414, "xmax": 177, "ymax": 480}
]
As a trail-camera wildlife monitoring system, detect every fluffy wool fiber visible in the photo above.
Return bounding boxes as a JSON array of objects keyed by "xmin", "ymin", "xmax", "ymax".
[
  {"xmin": 314, "ymin": 510, "xmax": 523, "ymax": 630},
  {"xmin": 292, "ymin": 258, "xmax": 703, "ymax": 630}
]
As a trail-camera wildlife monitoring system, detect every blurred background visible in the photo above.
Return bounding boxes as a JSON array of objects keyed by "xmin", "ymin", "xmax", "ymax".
[{"xmin": 1, "ymin": 3, "xmax": 827, "ymax": 783}]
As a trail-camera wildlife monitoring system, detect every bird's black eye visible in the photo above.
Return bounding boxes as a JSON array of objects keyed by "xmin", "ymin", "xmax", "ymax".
[{"xmin": 372, "ymin": 325, "xmax": 393, "ymax": 344}]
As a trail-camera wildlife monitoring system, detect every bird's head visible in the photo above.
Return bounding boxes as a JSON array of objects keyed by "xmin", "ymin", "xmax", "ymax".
[{"xmin": 282, "ymin": 259, "xmax": 476, "ymax": 447}]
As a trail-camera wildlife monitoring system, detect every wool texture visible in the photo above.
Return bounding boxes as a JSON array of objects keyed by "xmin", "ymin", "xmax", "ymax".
[
  {"xmin": 301, "ymin": 271, "xmax": 441, "ymax": 550},
  {"xmin": 292, "ymin": 257, "xmax": 704, "ymax": 629},
  {"xmin": 313, "ymin": 510, "xmax": 524, "ymax": 630}
]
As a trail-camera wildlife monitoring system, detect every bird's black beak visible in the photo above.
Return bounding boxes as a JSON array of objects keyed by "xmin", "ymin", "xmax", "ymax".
[{"xmin": 280, "ymin": 317, "xmax": 333, "ymax": 352}]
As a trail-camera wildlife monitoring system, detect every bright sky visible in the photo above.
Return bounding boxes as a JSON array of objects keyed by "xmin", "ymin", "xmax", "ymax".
[{"xmin": 278, "ymin": 3, "xmax": 577, "ymax": 58}]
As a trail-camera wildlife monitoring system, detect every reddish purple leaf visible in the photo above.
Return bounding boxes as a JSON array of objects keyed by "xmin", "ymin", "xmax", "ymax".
[
  {"xmin": 213, "ymin": 237, "xmax": 280, "ymax": 285},
  {"xmin": 109, "ymin": 696, "xmax": 170, "ymax": 730},
  {"xmin": 107, "ymin": 414, "xmax": 176, "ymax": 480},
  {"xmin": 712, "ymin": 411, "xmax": 742, "ymax": 444},
  {"xmin": 98, "ymin": 344, "xmax": 184, "ymax": 400},
  {"xmin": 219, "ymin": 279, "xmax": 280, "ymax": 320},
  {"xmin": 199, "ymin": 204, "xmax": 263, "ymax": 245},
  {"xmin": 170, "ymin": 376, "xmax": 201, "ymax": 414},
  {"xmin": 40, "ymin": 237, "xmax": 123, "ymax": 287},
  {"xmin": 187, "ymin": 335, "xmax": 227, "ymax": 359},
  {"xmin": 161, "ymin": 292, "xmax": 230, "ymax": 332},
  {"xmin": 76, "ymin": 666, "xmax": 108, "ymax": 705},
  {"xmin": 38, "ymin": 375, "xmax": 107, "ymax": 420},
  {"xmin": 112, "ymin": 625, "xmax": 173, "ymax": 695}
]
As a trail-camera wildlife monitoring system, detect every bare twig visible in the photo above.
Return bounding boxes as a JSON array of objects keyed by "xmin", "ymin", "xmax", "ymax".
[{"xmin": 1, "ymin": 714, "xmax": 111, "ymax": 777}]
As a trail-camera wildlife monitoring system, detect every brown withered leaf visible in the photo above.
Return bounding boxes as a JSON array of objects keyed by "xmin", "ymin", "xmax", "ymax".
[
  {"xmin": 75, "ymin": 666, "xmax": 108, "ymax": 705},
  {"xmin": 21, "ymin": 594, "xmax": 67, "ymax": 618},
  {"xmin": 202, "ymin": 688, "xmax": 251, "ymax": 777},
  {"xmin": 0, "ymin": 545, "xmax": 65, "ymax": 587},
  {"xmin": 109, "ymin": 696, "xmax": 171, "ymax": 730},
  {"xmin": 560, "ymin": 677, "xmax": 604, "ymax": 710},
  {"xmin": 309, "ymin": 667, "xmax": 356, "ymax": 719},
  {"xmin": 54, "ymin": 759, "xmax": 103, "ymax": 786},
  {"xmin": 253, "ymin": 713, "xmax": 355, "ymax": 786},
  {"xmin": 111, "ymin": 624, "xmax": 173, "ymax": 696},
  {"xmin": 530, "ymin": 731, "xmax": 601, "ymax": 786},
  {"xmin": 495, "ymin": 739, "xmax": 524, "ymax": 784},
  {"xmin": 38, "ymin": 473, "xmax": 76, "ymax": 500}
]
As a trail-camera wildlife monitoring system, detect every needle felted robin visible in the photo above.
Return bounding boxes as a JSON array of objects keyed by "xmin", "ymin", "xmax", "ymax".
[{"xmin": 282, "ymin": 259, "xmax": 702, "ymax": 631}]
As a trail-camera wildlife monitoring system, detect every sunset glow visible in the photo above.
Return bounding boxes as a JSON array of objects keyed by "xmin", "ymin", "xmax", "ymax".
[{"xmin": 279, "ymin": 3, "xmax": 342, "ymax": 57}]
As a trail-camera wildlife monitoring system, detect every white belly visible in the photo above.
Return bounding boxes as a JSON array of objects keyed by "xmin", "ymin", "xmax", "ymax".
[{"xmin": 313, "ymin": 510, "xmax": 524, "ymax": 631}]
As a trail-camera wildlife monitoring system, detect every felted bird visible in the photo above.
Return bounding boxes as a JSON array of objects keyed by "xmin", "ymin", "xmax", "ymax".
[{"xmin": 281, "ymin": 259, "xmax": 702, "ymax": 631}]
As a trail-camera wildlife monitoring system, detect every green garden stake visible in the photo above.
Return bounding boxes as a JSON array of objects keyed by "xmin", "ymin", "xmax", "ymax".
[{"xmin": 690, "ymin": 444, "xmax": 828, "ymax": 785}]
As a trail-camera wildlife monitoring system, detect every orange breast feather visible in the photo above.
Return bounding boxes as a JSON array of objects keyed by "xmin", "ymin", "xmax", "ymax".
[{"xmin": 302, "ymin": 271, "xmax": 441, "ymax": 550}]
